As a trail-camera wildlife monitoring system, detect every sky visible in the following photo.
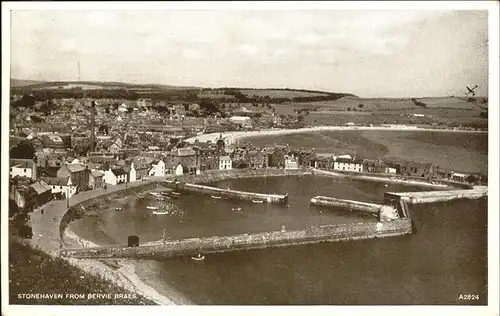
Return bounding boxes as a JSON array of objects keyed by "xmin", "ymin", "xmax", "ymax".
[{"xmin": 9, "ymin": 9, "xmax": 489, "ymax": 97}]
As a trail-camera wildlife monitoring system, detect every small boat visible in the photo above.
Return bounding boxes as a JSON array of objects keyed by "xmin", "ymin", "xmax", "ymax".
[
  {"xmin": 153, "ymin": 211, "xmax": 169, "ymax": 215},
  {"xmin": 137, "ymin": 194, "xmax": 145, "ymax": 199},
  {"xmin": 232, "ymin": 207, "xmax": 242, "ymax": 212},
  {"xmin": 211, "ymin": 195, "xmax": 222, "ymax": 199},
  {"xmin": 146, "ymin": 206, "xmax": 159, "ymax": 210},
  {"xmin": 150, "ymin": 192, "xmax": 162, "ymax": 197},
  {"xmin": 191, "ymin": 253, "xmax": 205, "ymax": 261},
  {"xmin": 171, "ymin": 192, "xmax": 181, "ymax": 196},
  {"xmin": 115, "ymin": 207, "xmax": 124, "ymax": 212},
  {"xmin": 252, "ymin": 200, "xmax": 264, "ymax": 204}
]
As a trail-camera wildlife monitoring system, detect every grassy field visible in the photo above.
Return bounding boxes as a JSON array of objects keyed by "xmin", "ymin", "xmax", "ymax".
[
  {"xmin": 9, "ymin": 240, "xmax": 155, "ymax": 305},
  {"xmin": 291, "ymin": 96, "xmax": 486, "ymax": 112},
  {"xmin": 246, "ymin": 130, "xmax": 488, "ymax": 174},
  {"xmin": 239, "ymin": 89, "xmax": 329, "ymax": 98}
]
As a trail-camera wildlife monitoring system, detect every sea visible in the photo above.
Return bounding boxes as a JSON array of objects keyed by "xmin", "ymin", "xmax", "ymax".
[{"xmin": 69, "ymin": 175, "xmax": 488, "ymax": 305}]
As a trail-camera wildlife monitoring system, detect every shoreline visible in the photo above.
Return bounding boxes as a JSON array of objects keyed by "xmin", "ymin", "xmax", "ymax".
[
  {"xmin": 63, "ymin": 226, "xmax": 190, "ymax": 305},
  {"xmin": 185, "ymin": 125, "xmax": 487, "ymax": 144}
]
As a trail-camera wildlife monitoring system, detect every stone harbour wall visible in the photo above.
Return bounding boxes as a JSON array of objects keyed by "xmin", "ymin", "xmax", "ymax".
[{"xmin": 61, "ymin": 219, "xmax": 412, "ymax": 260}]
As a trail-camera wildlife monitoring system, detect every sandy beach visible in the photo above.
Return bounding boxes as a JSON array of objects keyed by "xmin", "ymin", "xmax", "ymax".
[
  {"xmin": 63, "ymin": 227, "xmax": 188, "ymax": 305},
  {"xmin": 185, "ymin": 125, "xmax": 487, "ymax": 145}
]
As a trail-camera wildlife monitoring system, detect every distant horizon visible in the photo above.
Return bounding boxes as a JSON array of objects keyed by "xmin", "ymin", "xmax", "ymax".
[{"xmin": 9, "ymin": 77, "xmax": 489, "ymax": 99}]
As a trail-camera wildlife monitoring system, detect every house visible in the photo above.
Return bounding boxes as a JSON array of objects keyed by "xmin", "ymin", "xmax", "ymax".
[
  {"xmin": 363, "ymin": 159, "xmax": 387, "ymax": 173},
  {"xmin": 219, "ymin": 155, "xmax": 232, "ymax": 170},
  {"xmin": 42, "ymin": 176, "xmax": 76, "ymax": 199},
  {"xmin": 267, "ymin": 146, "xmax": 287, "ymax": 169},
  {"xmin": 229, "ymin": 116, "xmax": 252, "ymax": 127},
  {"xmin": 383, "ymin": 158, "xmax": 405, "ymax": 174},
  {"xmin": 166, "ymin": 148, "xmax": 198, "ymax": 174},
  {"xmin": 40, "ymin": 133, "xmax": 71, "ymax": 153},
  {"xmin": 29, "ymin": 180, "xmax": 53, "ymax": 206},
  {"xmin": 451, "ymin": 172, "xmax": 469, "ymax": 182},
  {"xmin": 148, "ymin": 160, "xmax": 166, "ymax": 177},
  {"xmin": 134, "ymin": 162, "xmax": 151, "ymax": 180},
  {"xmin": 402, "ymin": 161, "xmax": 434, "ymax": 177},
  {"xmin": 89, "ymin": 170, "xmax": 104, "ymax": 189},
  {"xmin": 56, "ymin": 163, "xmax": 90, "ymax": 192},
  {"xmin": 10, "ymin": 158, "xmax": 37, "ymax": 180},
  {"xmin": 248, "ymin": 150, "xmax": 269, "ymax": 169},
  {"xmin": 334, "ymin": 157, "xmax": 363, "ymax": 172},
  {"xmin": 174, "ymin": 163, "xmax": 184, "ymax": 176},
  {"xmin": 103, "ymin": 167, "xmax": 127, "ymax": 185},
  {"xmin": 284, "ymin": 155, "xmax": 299, "ymax": 170}
]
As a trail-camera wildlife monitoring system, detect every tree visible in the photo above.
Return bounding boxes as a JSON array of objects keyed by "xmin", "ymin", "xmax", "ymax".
[
  {"xmin": 10, "ymin": 141, "xmax": 36, "ymax": 159},
  {"xmin": 358, "ymin": 104, "xmax": 365, "ymax": 108}
]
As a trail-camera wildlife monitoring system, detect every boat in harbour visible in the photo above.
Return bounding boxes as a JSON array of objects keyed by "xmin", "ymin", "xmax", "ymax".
[
  {"xmin": 115, "ymin": 207, "xmax": 124, "ymax": 212},
  {"xmin": 211, "ymin": 195, "xmax": 222, "ymax": 199},
  {"xmin": 150, "ymin": 192, "xmax": 162, "ymax": 197},
  {"xmin": 146, "ymin": 206, "xmax": 159, "ymax": 210},
  {"xmin": 232, "ymin": 207, "xmax": 242, "ymax": 212},
  {"xmin": 252, "ymin": 200, "xmax": 264, "ymax": 204},
  {"xmin": 191, "ymin": 253, "xmax": 205, "ymax": 261},
  {"xmin": 171, "ymin": 192, "xmax": 181, "ymax": 196},
  {"xmin": 153, "ymin": 211, "xmax": 169, "ymax": 215}
]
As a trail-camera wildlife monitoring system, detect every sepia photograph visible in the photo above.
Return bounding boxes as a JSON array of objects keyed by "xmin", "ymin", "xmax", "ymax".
[{"xmin": 1, "ymin": 2, "xmax": 498, "ymax": 316}]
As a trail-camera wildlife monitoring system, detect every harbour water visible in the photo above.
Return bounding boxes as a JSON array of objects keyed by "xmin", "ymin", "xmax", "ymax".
[{"xmin": 69, "ymin": 176, "xmax": 487, "ymax": 305}]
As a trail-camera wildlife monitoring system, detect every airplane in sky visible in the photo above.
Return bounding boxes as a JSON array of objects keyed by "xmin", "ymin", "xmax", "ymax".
[{"xmin": 465, "ymin": 85, "xmax": 478, "ymax": 97}]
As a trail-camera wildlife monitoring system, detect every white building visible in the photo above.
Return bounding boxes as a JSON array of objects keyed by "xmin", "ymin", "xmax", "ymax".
[
  {"xmin": 148, "ymin": 160, "xmax": 166, "ymax": 177},
  {"xmin": 42, "ymin": 176, "xmax": 77, "ymax": 199},
  {"xmin": 229, "ymin": 116, "xmax": 252, "ymax": 127},
  {"xmin": 175, "ymin": 163, "xmax": 184, "ymax": 176},
  {"xmin": 334, "ymin": 157, "xmax": 363, "ymax": 172},
  {"xmin": 219, "ymin": 156, "xmax": 232, "ymax": 170},
  {"xmin": 10, "ymin": 159, "xmax": 37, "ymax": 180},
  {"xmin": 129, "ymin": 162, "xmax": 137, "ymax": 182},
  {"xmin": 103, "ymin": 167, "xmax": 127, "ymax": 185},
  {"xmin": 284, "ymin": 155, "xmax": 299, "ymax": 170}
]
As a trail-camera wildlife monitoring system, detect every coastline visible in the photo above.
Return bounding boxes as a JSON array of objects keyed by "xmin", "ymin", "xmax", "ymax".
[
  {"xmin": 184, "ymin": 125, "xmax": 487, "ymax": 144},
  {"xmin": 63, "ymin": 226, "xmax": 190, "ymax": 305}
]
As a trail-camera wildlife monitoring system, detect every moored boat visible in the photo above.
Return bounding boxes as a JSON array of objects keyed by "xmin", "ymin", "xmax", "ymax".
[
  {"xmin": 146, "ymin": 206, "xmax": 159, "ymax": 210},
  {"xmin": 211, "ymin": 195, "xmax": 222, "ymax": 199},
  {"xmin": 252, "ymin": 200, "xmax": 264, "ymax": 204},
  {"xmin": 191, "ymin": 253, "xmax": 205, "ymax": 261}
]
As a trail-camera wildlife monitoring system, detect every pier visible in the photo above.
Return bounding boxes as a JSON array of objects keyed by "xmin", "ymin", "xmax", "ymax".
[
  {"xmin": 384, "ymin": 186, "xmax": 487, "ymax": 204},
  {"xmin": 310, "ymin": 196, "xmax": 401, "ymax": 221},
  {"xmin": 163, "ymin": 180, "xmax": 289, "ymax": 204}
]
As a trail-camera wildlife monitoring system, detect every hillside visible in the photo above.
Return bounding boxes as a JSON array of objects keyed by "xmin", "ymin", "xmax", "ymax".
[{"xmin": 11, "ymin": 79, "xmax": 47, "ymax": 87}]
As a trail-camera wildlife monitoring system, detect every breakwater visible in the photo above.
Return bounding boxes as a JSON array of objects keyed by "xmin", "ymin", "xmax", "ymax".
[
  {"xmin": 61, "ymin": 219, "xmax": 413, "ymax": 260},
  {"xmin": 163, "ymin": 180, "xmax": 288, "ymax": 204},
  {"xmin": 384, "ymin": 186, "xmax": 487, "ymax": 204},
  {"xmin": 311, "ymin": 168, "xmax": 459, "ymax": 188},
  {"xmin": 310, "ymin": 196, "xmax": 400, "ymax": 221}
]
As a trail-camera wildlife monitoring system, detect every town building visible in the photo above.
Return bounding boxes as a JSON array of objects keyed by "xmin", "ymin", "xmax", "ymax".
[
  {"xmin": 10, "ymin": 158, "xmax": 37, "ymax": 180},
  {"xmin": 103, "ymin": 167, "xmax": 127, "ymax": 185},
  {"xmin": 148, "ymin": 159, "xmax": 166, "ymax": 177},
  {"xmin": 89, "ymin": 170, "xmax": 104, "ymax": 189},
  {"xmin": 334, "ymin": 157, "xmax": 364, "ymax": 172},
  {"xmin": 56, "ymin": 163, "xmax": 90, "ymax": 192},
  {"xmin": 284, "ymin": 155, "xmax": 299, "ymax": 170},
  {"xmin": 363, "ymin": 159, "xmax": 387, "ymax": 173},
  {"xmin": 248, "ymin": 150, "xmax": 269, "ymax": 169},
  {"xmin": 219, "ymin": 155, "xmax": 233, "ymax": 170},
  {"xmin": 42, "ymin": 176, "xmax": 76, "ymax": 199}
]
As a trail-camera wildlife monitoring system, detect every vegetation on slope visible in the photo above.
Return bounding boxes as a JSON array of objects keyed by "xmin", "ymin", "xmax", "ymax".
[{"xmin": 9, "ymin": 240, "xmax": 156, "ymax": 305}]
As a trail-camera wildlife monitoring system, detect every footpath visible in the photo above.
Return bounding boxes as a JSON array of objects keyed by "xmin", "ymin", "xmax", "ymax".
[{"xmin": 28, "ymin": 180, "xmax": 156, "ymax": 257}]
